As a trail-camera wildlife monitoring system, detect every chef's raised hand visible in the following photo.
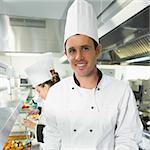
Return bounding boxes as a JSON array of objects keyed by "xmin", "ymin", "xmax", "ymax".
[{"xmin": 28, "ymin": 109, "xmax": 40, "ymax": 115}]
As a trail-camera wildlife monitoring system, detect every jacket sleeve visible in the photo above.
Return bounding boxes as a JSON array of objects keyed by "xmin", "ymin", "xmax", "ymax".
[
  {"xmin": 36, "ymin": 124, "xmax": 45, "ymax": 143},
  {"xmin": 38, "ymin": 106, "xmax": 42, "ymax": 115},
  {"xmin": 42, "ymin": 103, "xmax": 61, "ymax": 150},
  {"xmin": 114, "ymin": 85, "xmax": 143, "ymax": 150}
]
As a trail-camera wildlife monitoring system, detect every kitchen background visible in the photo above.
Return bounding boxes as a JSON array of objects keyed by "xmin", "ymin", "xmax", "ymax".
[{"xmin": 0, "ymin": 0, "xmax": 150, "ymax": 149}]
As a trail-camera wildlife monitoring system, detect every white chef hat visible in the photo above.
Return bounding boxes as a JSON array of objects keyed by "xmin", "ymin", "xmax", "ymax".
[
  {"xmin": 64, "ymin": 0, "xmax": 99, "ymax": 45},
  {"xmin": 25, "ymin": 55, "xmax": 53, "ymax": 87}
]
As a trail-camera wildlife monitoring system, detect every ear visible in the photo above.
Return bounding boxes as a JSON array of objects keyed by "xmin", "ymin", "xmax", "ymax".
[
  {"xmin": 96, "ymin": 44, "xmax": 102, "ymax": 59},
  {"xmin": 64, "ymin": 50, "xmax": 67, "ymax": 56},
  {"xmin": 64, "ymin": 49, "xmax": 70, "ymax": 62},
  {"xmin": 44, "ymin": 84, "xmax": 49, "ymax": 91}
]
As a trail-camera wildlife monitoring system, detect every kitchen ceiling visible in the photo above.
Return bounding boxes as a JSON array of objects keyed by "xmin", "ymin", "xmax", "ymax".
[
  {"xmin": 0, "ymin": 0, "xmax": 114, "ymax": 53},
  {"xmin": 0, "ymin": 0, "xmax": 149, "ymax": 65},
  {"xmin": 0, "ymin": 0, "xmax": 112, "ymax": 20}
]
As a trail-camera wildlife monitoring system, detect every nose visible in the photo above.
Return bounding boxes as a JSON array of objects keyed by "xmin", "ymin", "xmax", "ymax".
[{"xmin": 75, "ymin": 49, "xmax": 83, "ymax": 60}]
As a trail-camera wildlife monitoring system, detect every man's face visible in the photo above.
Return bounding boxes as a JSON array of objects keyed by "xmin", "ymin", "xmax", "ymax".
[{"xmin": 65, "ymin": 34, "xmax": 101, "ymax": 78}]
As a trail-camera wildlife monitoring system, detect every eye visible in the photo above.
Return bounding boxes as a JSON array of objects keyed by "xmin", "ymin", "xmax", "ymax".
[
  {"xmin": 67, "ymin": 47, "xmax": 76, "ymax": 54},
  {"xmin": 82, "ymin": 46, "xmax": 90, "ymax": 51}
]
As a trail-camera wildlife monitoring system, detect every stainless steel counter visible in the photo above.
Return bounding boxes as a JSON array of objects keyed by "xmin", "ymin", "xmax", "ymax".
[{"xmin": 0, "ymin": 87, "xmax": 29, "ymax": 149}]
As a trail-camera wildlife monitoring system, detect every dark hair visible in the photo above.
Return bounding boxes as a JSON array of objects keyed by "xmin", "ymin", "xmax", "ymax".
[
  {"xmin": 50, "ymin": 69, "xmax": 60, "ymax": 84},
  {"xmin": 38, "ymin": 69, "xmax": 60, "ymax": 88},
  {"xmin": 92, "ymin": 38, "xmax": 98, "ymax": 49},
  {"xmin": 64, "ymin": 34, "xmax": 99, "ymax": 50},
  {"xmin": 38, "ymin": 79, "xmax": 54, "ymax": 88}
]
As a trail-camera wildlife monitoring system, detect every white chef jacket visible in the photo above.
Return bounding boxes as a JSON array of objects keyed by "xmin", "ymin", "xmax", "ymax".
[{"xmin": 42, "ymin": 73, "xmax": 143, "ymax": 150}]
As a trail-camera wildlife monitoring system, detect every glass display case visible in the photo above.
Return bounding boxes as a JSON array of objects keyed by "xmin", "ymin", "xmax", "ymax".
[{"xmin": 0, "ymin": 87, "xmax": 30, "ymax": 149}]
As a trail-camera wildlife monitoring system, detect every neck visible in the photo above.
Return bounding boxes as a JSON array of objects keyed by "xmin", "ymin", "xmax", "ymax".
[{"xmin": 75, "ymin": 68, "xmax": 99, "ymax": 89}]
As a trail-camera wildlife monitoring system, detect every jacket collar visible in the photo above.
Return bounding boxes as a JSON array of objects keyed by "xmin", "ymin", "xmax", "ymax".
[{"xmin": 73, "ymin": 68, "xmax": 103, "ymax": 87}]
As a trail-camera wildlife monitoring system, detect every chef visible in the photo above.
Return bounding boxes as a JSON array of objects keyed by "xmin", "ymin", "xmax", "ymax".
[
  {"xmin": 43, "ymin": 0, "xmax": 143, "ymax": 149},
  {"xmin": 24, "ymin": 56, "xmax": 56, "ymax": 143}
]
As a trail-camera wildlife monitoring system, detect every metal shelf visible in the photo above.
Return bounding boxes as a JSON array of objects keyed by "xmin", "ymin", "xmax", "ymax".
[
  {"xmin": 143, "ymin": 130, "xmax": 150, "ymax": 139},
  {"xmin": 0, "ymin": 87, "xmax": 29, "ymax": 149}
]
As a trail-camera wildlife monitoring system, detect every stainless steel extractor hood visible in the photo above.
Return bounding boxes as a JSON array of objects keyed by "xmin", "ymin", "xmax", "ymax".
[
  {"xmin": 0, "ymin": 15, "xmax": 15, "ymax": 51},
  {"xmin": 98, "ymin": 4, "xmax": 150, "ymax": 65},
  {"xmin": 6, "ymin": 17, "xmax": 65, "ymax": 53}
]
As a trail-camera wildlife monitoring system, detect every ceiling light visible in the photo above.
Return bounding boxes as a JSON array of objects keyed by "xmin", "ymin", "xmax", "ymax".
[
  {"xmin": 59, "ymin": 55, "xmax": 67, "ymax": 63},
  {"xmin": 5, "ymin": 52, "xmax": 42, "ymax": 56},
  {"xmin": 125, "ymin": 56, "xmax": 150, "ymax": 63}
]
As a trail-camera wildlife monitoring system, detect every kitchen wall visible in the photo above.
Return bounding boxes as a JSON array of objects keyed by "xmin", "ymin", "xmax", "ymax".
[
  {"xmin": 98, "ymin": 64, "xmax": 150, "ymax": 81},
  {"xmin": 0, "ymin": 53, "xmax": 150, "ymax": 82},
  {"xmin": 0, "ymin": 53, "xmax": 73, "ymax": 79},
  {"xmin": 10, "ymin": 19, "xmax": 65, "ymax": 53}
]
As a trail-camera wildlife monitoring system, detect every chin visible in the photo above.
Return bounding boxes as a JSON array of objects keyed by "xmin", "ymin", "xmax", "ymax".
[{"xmin": 76, "ymin": 71, "xmax": 88, "ymax": 77}]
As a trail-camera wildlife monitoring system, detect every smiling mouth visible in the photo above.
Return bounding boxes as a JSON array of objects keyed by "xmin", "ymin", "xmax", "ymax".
[
  {"xmin": 76, "ymin": 63, "xmax": 87, "ymax": 71},
  {"xmin": 77, "ymin": 63, "xmax": 85, "ymax": 67}
]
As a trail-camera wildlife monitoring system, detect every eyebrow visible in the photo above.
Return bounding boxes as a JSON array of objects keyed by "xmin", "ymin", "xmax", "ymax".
[
  {"xmin": 67, "ymin": 47, "xmax": 75, "ymax": 51},
  {"xmin": 81, "ymin": 45, "xmax": 92, "ymax": 48},
  {"xmin": 67, "ymin": 44, "xmax": 92, "ymax": 51}
]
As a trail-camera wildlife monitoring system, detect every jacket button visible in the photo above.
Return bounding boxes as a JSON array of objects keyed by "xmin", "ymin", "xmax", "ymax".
[
  {"xmin": 97, "ymin": 88, "xmax": 100, "ymax": 91},
  {"xmin": 91, "ymin": 106, "xmax": 94, "ymax": 109},
  {"xmin": 89, "ymin": 129, "xmax": 93, "ymax": 132},
  {"xmin": 72, "ymin": 87, "xmax": 74, "ymax": 90},
  {"xmin": 73, "ymin": 129, "xmax": 77, "ymax": 132}
]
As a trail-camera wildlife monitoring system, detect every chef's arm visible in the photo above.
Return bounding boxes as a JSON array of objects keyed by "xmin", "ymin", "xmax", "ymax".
[
  {"xmin": 42, "ymin": 109, "xmax": 61, "ymax": 150},
  {"xmin": 114, "ymin": 85, "xmax": 143, "ymax": 150}
]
